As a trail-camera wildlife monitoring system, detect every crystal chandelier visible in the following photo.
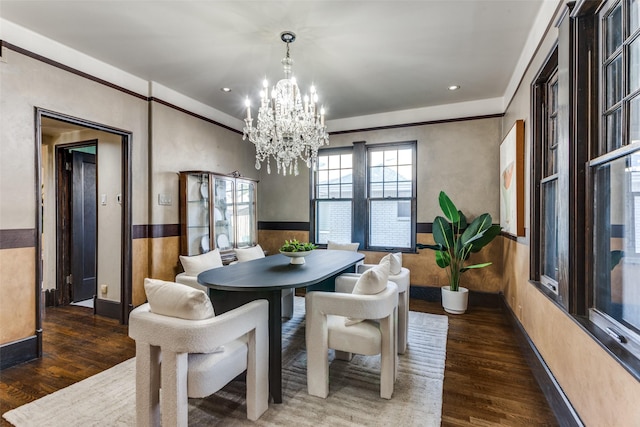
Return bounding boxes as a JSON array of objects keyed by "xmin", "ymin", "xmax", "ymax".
[{"xmin": 243, "ymin": 31, "xmax": 329, "ymax": 176}]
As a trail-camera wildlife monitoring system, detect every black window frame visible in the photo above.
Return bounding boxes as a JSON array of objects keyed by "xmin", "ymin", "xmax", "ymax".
[
  {"xmin": 532, "ymin": 46, "xmax": 561, "ymax": 298},
  {"xmin": 310, "ymin": 140, "xmax": 417, "ymax": 252},
  {"xmin": 309, "ymin": 147, "xmax": 354, "ymax": 246},
  {"xmin": 586, "ymin": 0, "xmax": 640, "ymax": 366}
]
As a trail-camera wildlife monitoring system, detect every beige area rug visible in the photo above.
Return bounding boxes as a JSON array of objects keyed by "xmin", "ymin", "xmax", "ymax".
[{"xmin": 3, "ymin": 298, "xmax": 448, "ymax": 427}]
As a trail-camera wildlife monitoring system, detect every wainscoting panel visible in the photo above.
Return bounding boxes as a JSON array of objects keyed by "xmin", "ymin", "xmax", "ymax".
[{"xmin": 0, "ymin": 247, "xmax": 36, "ymax": 344}]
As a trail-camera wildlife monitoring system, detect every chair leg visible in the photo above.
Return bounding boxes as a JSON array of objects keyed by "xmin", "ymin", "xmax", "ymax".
[
  {"xmin": 398, "ymin": 290, "xmax": 408, "ymax": 354},
  {"xmin": 246, "ymin": 327, "xmax": 269, "ymax": 420},
  {"xmin": 334, "ymin": 350, "xmax": 353, "ymax": 361},
  {"xmin": 135, "ymin": 342, "xmax": 161, "ymax": 427},
  {"xmin": 380, "ymin": 315, "xmax": 395, "ymax": 399},
  {"xmin": 394, "ymin": 307, "xmax": 399, "ymax": 381},
  {"xmin": 160, "ymin": 351, "xmax": 189, "ymax": 427},
  {"xmin": 306, "ymin": 308, "xmax": 330, "ymax": 398}
]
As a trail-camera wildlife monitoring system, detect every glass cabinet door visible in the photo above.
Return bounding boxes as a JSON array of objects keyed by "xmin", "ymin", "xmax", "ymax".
[
  {"xmin": 235, "ymin": 179, "xmax": 257, "ymax": 248},
  {"xmin": 184, "ymin": 173, "xmax": 211, "ymax": 255},
  {"xmin": 213, "ymin": 176, "xmax": 235, "ymax": 251},
  {"xmin": 181, "ymin": 171, "xmax": 258, "ymax": 257}
]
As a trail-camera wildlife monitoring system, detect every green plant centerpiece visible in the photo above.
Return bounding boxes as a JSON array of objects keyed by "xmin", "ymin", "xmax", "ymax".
[
  {"xmin": 279, "ymin": 239, "xmax": 317, "ymax": 264},
  {"xmin": 417, "ymin": 191, "xmax": 501, "ymax": 313},
  {"xmin": 279, "ymin": 239, "xmax": 316, "ymax": 252}
]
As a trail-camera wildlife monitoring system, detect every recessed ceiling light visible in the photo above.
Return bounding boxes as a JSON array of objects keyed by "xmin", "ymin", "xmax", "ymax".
[
  {"xmin": 221, "ymin": 87, "xmax": 232, "ymax": 92},
  {"xmin": 448, "ymin": 85, "xmax": 460, "ymax": 91}
]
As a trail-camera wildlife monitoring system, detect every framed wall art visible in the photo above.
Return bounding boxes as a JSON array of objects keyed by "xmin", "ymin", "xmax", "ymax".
[{"xmin": 499, "ymin": 120, "xmax": 525, "ymax": 237}]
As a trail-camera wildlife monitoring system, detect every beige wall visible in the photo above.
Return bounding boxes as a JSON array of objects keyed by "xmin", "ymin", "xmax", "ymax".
[
  {"xmin": 501, "ymin": 2, "xmax": 640, "ymax": 424},
  {"xmin": 0, "ymin": 47, "xmax": 149, "ymax": 345},
  {"xmin": 0, "ymin": 48, "xmax": 149, "ymax": 229},
  {"xmin": 149, "ymin": 102, "xmax": 257, "ymax": 226},
  {"xmin": 96, "ymin": 134, "xmax": 123, "ymax": 301},
  {"xmin": 259, "ymin": 117, "xmax": 502, "ymax": 223}
]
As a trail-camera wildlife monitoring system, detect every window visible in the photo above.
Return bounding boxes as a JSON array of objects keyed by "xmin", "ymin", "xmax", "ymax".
[
  {"xmin": 531, "ymin": 46, "xmax": 561, "ymax": 298},
  {"xmin": 368, "ymin": 146, "xmax": 415, "ymax": 249},
  {"xmin": 313, "ymin": 151, "xmax": 353, "ymax": 244},
  {"xmin": 311, "ymin": 141, "xmax": 416, "ymax": 251},
  {"xmin": 589, "ymin": 0, "xmax": 640, "ymax": 354},
  {"xmin": 541, "ymin": 71, "xmax": 560, "ymax": 294}
]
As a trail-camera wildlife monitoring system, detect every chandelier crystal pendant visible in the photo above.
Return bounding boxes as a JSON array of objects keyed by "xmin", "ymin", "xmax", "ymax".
[{"xmin": 243, "ymin": 31, "xmax": 329, "ymax": 176}]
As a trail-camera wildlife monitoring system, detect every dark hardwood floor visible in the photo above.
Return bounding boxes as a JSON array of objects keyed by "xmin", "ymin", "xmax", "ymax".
[
  {"xmin": 0, "ymin": 299, "xmax": 558, "ymax": 426},
  {"xmin": 410, "ymin": 299, "xmax": 559, "ymax": 426}
]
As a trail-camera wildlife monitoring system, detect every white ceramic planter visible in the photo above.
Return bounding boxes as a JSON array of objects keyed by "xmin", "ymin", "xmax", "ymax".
[
  {"xmin": 441, "ymin": 286, "xmax": 469, "ymax": 314},
  {"xmin": 280, "ymin": 250, "xmax": 312, "ymax": 264}
]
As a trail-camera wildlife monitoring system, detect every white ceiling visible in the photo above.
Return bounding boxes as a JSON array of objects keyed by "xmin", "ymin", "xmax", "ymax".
[{"xmin": 1, "ymin": 1, "xmax": 552, "ymax": 127}]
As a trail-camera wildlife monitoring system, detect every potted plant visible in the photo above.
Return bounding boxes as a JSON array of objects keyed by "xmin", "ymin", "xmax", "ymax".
[{"xmin": 417, "ymin": 191, "xmax": 501, "ymax": 314}]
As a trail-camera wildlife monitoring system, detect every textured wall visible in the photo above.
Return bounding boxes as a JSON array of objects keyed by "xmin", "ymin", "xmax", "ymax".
[
  {"xmin": 0, "ymin": 47, "xmax": 149, "ymax": 346},
  {"xmin": 0, "ymin": 247, "xmax": 36, "ymax": 343},
  {"xmin": 0, "ymin": 48, "xmax": 149, "ymax": 229},
  {"xmin": 258, "ymin": 118, "xmax": 502, "ymax": 223},
  {"xmin": 149, "ymin": 102, "xmax": 257, "ymax": 226}
]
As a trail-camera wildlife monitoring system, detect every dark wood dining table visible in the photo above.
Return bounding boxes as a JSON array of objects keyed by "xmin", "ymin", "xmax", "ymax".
[{"xmin": 197, "ymin": 249, "xmax": 364, "ymax": 403}]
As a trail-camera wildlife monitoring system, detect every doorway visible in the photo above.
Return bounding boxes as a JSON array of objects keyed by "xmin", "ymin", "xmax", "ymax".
[{"xmin": 36, "ymin": 109, "xmax": 132, "ymax": 325}]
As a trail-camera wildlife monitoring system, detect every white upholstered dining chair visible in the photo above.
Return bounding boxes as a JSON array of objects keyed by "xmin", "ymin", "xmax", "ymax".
[
  {"xmin": 326, "ymin": 240, "xmax": 363, "ymax": 270},
  {"xmin": 129, "ymin": 278, "xmax": 269, "ymax": 426},
  {"xmin": 356, "ymin": 252, "xmax": 410, "ymax": 354},
  {"xmin": 305, "ymin": 264, "xmax": 398, "ymax": 399},
  {"xmin": 175, "ymin": 248, "xmax": 223, "ymax": 292}
]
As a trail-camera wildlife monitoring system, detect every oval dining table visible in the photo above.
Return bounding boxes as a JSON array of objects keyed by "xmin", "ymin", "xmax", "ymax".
[{"xmin": 197, "ymin": 249, "xmax": 364, "ymax": 404}]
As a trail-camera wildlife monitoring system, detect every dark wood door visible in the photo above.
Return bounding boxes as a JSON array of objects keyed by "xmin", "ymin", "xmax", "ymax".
[{"xmin": 71, "ymin": 151, "xmax": 97, "ymax": 302}]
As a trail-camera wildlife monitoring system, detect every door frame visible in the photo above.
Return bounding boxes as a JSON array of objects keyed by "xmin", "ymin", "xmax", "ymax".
[{"xmin": 35, "ymin": 108, "xmax": 133, "ymax": 327}]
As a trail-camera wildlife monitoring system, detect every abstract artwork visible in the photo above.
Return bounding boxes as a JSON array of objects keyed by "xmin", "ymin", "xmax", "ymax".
[{"xmin": 500, "ymin": 120, "xmax": 525, "ymax": 237}]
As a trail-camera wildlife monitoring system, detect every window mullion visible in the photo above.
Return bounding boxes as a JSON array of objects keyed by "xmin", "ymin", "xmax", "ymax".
[{"xmin": 352, "ymin": 142, "xmax": 367, "ymax": 247}]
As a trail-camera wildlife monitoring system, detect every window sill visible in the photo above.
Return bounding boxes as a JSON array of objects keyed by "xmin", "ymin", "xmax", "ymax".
[{"xmin": 528, "ymin": 280, "xmax": 640, "ymax": 382}]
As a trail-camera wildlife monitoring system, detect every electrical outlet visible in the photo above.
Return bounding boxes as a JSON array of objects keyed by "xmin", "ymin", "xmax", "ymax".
[
  {"xmin": 100, "ymin": 284, "xmax": 108, "ymax": 294},
  {"xmin": 432, "ymin": 274, "xmax": 439, "ymax": 285}
]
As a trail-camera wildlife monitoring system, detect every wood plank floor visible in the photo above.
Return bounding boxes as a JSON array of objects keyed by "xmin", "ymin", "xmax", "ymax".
[{"xmin": 0, "ymin": 299, "xmax": 558, "ymax": 426}]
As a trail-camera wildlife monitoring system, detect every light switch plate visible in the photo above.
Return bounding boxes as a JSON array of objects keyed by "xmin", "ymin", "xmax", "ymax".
[{"xmin": 158, "ymin": 193, "xmax": 172, "ymax": 206}]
